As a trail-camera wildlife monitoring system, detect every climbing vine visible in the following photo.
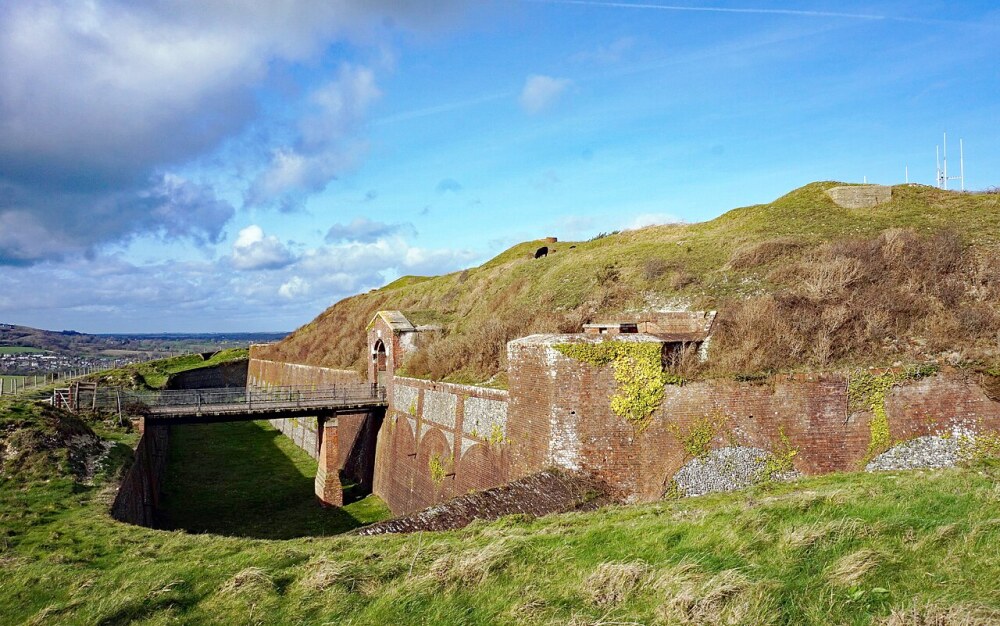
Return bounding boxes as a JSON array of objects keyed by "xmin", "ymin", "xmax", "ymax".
[
  {"xmin": 554, "ymin": 341, "xmax": 682, "ymax": 432},
  {"xmin": 849, "ymin": 365, "xmax": 938, "ymax": 461},
  {"xmin": 428, "ymin": 453, "xmax": 452, "ymax": 485},
  {"xmin": 763, "ymin": 426, "xmax": 798, "ymax": 478},
  {"xmin": 666, "ymin": 413, "xmax": 725, "ymax": 459}
]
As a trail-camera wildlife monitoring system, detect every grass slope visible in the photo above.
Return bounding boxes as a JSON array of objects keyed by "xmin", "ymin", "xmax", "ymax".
[
  {"xmin": 92, "ymin": 348, "xmax": 249, "ymax": 390},
  {"xmin": 161, "ymin": 420, "xmax": 389, "ymax": 539},
  {"xmin": 258, "ymin": 183, "xmax": 1000, "ymax": 384},
  {"xmin": 2, "ymin": 400, "xmax": 999, "ymax": 624}
]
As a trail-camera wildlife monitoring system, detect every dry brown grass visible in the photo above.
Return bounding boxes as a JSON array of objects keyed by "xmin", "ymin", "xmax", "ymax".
[
  {"xmin": 727, "ymin": 236, "xmax": 806, "ymax": 270},
  {"xmin": 218, "ymin": 567, "xmax": 275, "ymax": 596},
  {"xmin": 654, "ymin": 564, "xmax": 773, "ymax": 625},
  {"xmin": 712, "ymin": 228, "xmax": 1000, "ymax": 373},
  {"xmin": 581, "ymin": 561, "xmax": 650, "ymax": 607},
  {"xmin": 826, "ymin": 548, "xmax": 882, "ymax": 587},
  {"xmin": 428, "ymin": 539, "xmax": 512, "ymax": 586},
  {"xmin": 880, "ymin": 603, "xmax": 1000, "ymax": 626}
]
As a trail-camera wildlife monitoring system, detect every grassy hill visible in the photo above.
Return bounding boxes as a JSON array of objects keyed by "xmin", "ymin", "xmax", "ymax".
[
  {"xmin": 1, "ymin": 398, "xmax": 999, "ymax": 624},
  {"xmin": 258, "ymin": 183, "xmax": 1000, "ymax": 384}
]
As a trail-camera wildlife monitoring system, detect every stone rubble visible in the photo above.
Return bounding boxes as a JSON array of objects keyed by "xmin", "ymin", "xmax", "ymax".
[
  {"xmin": 865, "ymin": 435, "xmax": 962, "ymax": 472},
  {"xmin": 673, "ymin": 446, "xmax": 801, "ymax": 497}
]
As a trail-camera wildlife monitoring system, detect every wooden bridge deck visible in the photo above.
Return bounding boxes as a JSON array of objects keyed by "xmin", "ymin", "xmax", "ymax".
[{"xmin": 54, "ymin": 384, "xmax": 387, "ymax": 423}]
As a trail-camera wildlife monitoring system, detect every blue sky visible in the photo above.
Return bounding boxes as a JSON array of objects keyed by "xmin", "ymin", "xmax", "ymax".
[{"xmin": 1, "ymin": 1, "xmax": 997, "ymax": 333}]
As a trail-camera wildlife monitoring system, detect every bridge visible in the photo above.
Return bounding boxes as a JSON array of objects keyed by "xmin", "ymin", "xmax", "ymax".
[{"xmin": 54, "ymin": 383, "xmax": 387, "ymax": 424}]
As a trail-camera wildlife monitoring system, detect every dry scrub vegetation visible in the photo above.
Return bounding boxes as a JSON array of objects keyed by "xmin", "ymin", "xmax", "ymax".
[
  {"xmin": 711, "ymin": 228, "xmax": 1000, "ymax": 374},
  {"xmin": 258, "ymin": 183, "xmax": 1000, "ymax": 383}
]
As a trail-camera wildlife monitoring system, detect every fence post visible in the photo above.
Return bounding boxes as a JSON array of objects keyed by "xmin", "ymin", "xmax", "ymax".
[{"xmin": 116, "ymin": 389, "xmax": 123, "ymax": 425}]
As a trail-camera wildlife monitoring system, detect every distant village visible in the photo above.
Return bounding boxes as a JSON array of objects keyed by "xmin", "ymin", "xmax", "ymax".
[{"xmin": 0, "ymin": 351, "xmax": 141, "ymax": 377}]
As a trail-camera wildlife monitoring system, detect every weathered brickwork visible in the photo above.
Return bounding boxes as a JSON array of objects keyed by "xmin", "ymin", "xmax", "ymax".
[
  {"xmin": 270, "ymin": 416, "xmax": 320, "ymax": 459},
  {"xmin": 248, "ymin": 358, "xmax": 361, "ymax": 388},
  {"xmin": 373, "ymin": 376, "xmax": 510, "ymax": 514},
  {"xmin": 507, "ymin": 336, "xmax": 1000, "ymax": 503},
  {"xmin": 111, "ymin": 424, "xmax": 169, "ymax": 528},
  {"xmin": 260, "ymin": 311, "xmax": 1000, "ymax": 517}
]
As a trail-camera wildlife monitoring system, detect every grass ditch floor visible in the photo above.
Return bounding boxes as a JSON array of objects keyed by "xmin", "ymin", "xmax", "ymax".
[
  {"xmin": 161, "ymin": 420, "xmax": 389, "ymax": 539},
  {"xmin": 3, "ymin": 401, "xmax": 1000, "ymax": 623}
]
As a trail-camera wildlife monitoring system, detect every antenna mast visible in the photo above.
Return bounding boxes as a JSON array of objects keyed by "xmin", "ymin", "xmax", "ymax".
[{"xmin": 936, "ymin": 132, "xmax": 965, "ymax": 191}]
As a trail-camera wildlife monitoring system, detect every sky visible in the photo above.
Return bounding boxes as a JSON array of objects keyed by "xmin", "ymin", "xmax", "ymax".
[{"xmin": 1, "ymin": 1, "xmax": 998, "ymax": 333}]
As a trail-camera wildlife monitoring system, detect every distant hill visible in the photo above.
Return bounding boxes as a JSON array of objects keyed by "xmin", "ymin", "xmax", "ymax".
[
  {"xmin": 257, "ymin": 182, "xmax": 1000, "ymax": 383},
  {"xmin": 0, "ymin": 323, "xmax": 288, "ymax": 357}
]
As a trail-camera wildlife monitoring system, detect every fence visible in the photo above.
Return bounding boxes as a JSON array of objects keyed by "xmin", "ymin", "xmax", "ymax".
[{"xmin": 55, "ymin": 384, "xmax": 387, "ymax": 417}]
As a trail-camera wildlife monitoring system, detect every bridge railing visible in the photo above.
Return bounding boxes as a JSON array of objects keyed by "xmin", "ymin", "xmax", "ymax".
[{"xmin": 87, "ymin": 384, "xmax": 386, "ymax": 416}]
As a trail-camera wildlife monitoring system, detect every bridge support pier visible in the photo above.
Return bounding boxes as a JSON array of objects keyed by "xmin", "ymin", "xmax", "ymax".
[
  {"xmin": 314, "ymin": 409, "xmax": 384, "ymax": 507},
  {"xmin": 316, "ymin": 419, "xmax": 343, "ymax": 506}
]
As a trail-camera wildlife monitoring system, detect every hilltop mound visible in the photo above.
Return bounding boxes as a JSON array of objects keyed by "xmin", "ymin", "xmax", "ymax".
[{"xmin": 258, "ymin": 183, "xmax": 1000, "ymax": 383}]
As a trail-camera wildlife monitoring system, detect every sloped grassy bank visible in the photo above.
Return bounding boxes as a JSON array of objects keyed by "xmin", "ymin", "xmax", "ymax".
[
  {"xmin": 2, "ymin": 399, "xmax": 999, "ymax": 625},
  {"xmin": 258, "ymin": 183, "xmax": 1000, "ymax": 385}
]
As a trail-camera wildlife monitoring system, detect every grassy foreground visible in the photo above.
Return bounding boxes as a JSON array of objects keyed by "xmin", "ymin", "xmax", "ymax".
[
  {"xmin": 161, "ymin": 420, "xmax": 389, "ymax": 539},
  {"xmin": 2, "ymin": 400, "xmax": 1000, "ymax": 624}
]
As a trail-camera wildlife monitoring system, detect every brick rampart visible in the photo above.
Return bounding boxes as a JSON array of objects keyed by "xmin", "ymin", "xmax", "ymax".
[
  {"xmin": 373, "ymin": 376, "xmax": 509, "ymax": 514},
  {"xmin": 248, "ymin": 358, "xmax": 361, "ymax": 388},
  {"xmin": 506, "ymin": 337, "xmax": 1000, "ymax": 503},
  {"xmin": 263, "ymin": 317, "xmax": 1000, "ymax": 517}
]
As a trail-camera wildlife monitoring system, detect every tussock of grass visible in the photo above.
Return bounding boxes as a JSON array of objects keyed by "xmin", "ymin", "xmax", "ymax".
[
  {"xmin": 828, "ymin": 548, "xmax": 883, "ymax": 587},
  {"xmin": 429, "ymin": 539, "xmax": 513, "ymax": 586},
  {"xmin": 880, "ymin": 603, "xmax": 1000, "ymax": 626},
  {"xmin": 582, "ymin": 561, "xmax": 650, "ymax": 607},
  {"xmin": 219, "ymin": 567, "xmax": 275, "ymax": 596}
]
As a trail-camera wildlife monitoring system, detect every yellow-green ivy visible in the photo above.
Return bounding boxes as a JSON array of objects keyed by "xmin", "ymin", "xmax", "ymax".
[
  {"xmin": 666, "ymin": 413, "xmax": 722, "ymax": 459},
  {"xmin": 849, "ymin": 365, "xmax": 938, "ymax": 461},
  {"xmin": 428, "ymin": 453, "xmax": 451, "ymax": 485},
  {"xmin": 554, "ymin": 341, "xmax": 682, "ymax": 431}
]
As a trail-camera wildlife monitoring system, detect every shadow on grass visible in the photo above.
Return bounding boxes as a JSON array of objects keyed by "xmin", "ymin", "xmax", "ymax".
[{"xmin": 160, "ymin": 420, "xmax": 389, "ymax": 539}]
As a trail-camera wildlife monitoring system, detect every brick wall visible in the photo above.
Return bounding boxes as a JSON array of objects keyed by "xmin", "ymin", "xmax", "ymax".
[
  {"xmin": 260, "ymin": 322, "xmax": 1000, "ymax": 515},
  {"xmin": 248, "ymin": 358, "xmax": 361, "ymax": 388},
  {"xmin": 507, "ymin": 336, "xmax": 1000, "ymax": 502},
  {"xmin": 373, "ymin": 376, "xmax": 510, "ymax": 514},
  {"xmin": 167, "ymin": 360, "xmax": 248, "ymax": 389},
  {"xmin": 111, "ymin": 424, "xmax": 169, "ymax": 528}
]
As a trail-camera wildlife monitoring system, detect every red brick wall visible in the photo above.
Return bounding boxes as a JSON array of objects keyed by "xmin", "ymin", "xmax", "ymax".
[
  {"xmin": 507, "ymin": 340, "xmax": 1000, "ymax": 502},
  {"xmin": 373, "ymin": 376, "xmax": 510, "ymax": 515},
  {"xmin": 248, "ymin": 358, "xmax": 361, "ymax": 388},
  {"xmin": 264, "ymin": 328, "xmax": 1000, "ymax": 514}
]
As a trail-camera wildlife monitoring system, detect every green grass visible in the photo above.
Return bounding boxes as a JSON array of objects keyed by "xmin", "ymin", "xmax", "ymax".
[
  {"xmin": 2, "ymin": 398, "xmax": 1000, "ymax": 624},
  {"xmin": 0, "ymin": 346, "xmax": 46, "ymax": 354},
  {"xmin": 161, "ymin": 420, "xmax": 389, "ymax": 539}
]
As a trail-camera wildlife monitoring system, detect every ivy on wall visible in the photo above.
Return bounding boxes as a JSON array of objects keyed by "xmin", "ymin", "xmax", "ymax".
[
  {"xmin": 848, "ymin": 365, "xmax": 938, "ymax": 461},
  {"xmin": 554, "ymin": 341, "xmax": 682, "ymax": 431}
]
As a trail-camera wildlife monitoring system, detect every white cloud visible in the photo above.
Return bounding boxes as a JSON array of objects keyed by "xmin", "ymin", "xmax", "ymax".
[
  {"xmin": 247, "ymin": 63, "xmax": 382, "ymax": 209},
  {"xmin": 325, "ymin": 217, "xmax": 414, "ymax": 243},
  {"xmin": 519, "ymin": 74, "xmax": 572, "ymax": 114},
  {"xmin": 0, "ymin": 1, "xmax": 460, "ymax": 261},
  {"xmin": 278, "ymin": 276, "xmax": 311, "ymax": 299},
  {"xmin": 231, "ymin": 225, "xmax": 295, "ymax": 270}
]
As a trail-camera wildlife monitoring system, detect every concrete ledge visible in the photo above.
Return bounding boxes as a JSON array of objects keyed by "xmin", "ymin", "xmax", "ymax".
[{"xmin": 826, "ymin": 185, "xmax": 892, "ymax": 208}]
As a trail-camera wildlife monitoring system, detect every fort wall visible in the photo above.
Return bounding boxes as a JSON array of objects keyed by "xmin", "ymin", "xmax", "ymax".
[
  {"xmin": 111, "ymin": 424, "xmax": 169, "ymax": 528},
  {"xmin": 258, "ymin": 315, "xmax": 1000, "ymax": 517},
  {"xmin": 373, "ymin": 376, "xmax": 509, "ymax": 513}
]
